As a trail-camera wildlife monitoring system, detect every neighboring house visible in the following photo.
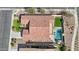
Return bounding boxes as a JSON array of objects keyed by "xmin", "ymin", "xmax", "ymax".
[{"xmin": 19, "ymin": 14, "xmax": 55, "ymax": 48}]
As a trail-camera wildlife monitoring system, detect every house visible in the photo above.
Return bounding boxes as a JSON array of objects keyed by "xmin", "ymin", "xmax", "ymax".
[{"xmin": 19, "ymin": 14, "xmax": 55, "ymax": 48}]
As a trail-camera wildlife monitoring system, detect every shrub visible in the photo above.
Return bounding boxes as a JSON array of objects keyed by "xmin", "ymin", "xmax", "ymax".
[{"xmin": 25, "ymin": 7, "xmax": 35, "ymax": 14}]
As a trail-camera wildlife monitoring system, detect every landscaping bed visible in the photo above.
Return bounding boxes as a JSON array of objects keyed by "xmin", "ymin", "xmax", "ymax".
[
  {"xmin": 25, "ymin": 7, "xmax": 35, "ymax": 14},
  {"xmin": 12, "ymin": 19, "xmax": 21, "ymax": 32}
]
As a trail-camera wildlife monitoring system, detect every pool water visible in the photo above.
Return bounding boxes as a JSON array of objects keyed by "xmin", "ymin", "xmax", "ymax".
[{"xmin": 54, "ymin": 27, "xmax": 62, "ymax": 41}]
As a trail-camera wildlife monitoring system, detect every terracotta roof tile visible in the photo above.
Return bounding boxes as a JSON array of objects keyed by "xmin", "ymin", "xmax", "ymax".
[{"xmin": 21, "ymin": 15, "xmax": 54, "ymax": 42}]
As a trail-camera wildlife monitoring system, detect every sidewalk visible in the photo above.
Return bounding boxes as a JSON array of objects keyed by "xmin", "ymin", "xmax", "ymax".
[{"xmin": 71, "ymin": 8, "xmax": 78, "ymax": 51}]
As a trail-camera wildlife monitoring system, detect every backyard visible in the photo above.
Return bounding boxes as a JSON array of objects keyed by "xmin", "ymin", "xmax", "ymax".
[
  {"xmin": 57, "ymin": 44, "xmax": 66, "ymax": 51},
  {"xmin": 54, "ymin": 16, "xmax": 64, "ymax": 47},
  {"xmin": 54, "ymin": 17, "xmax": 62, "ymax": 27}
]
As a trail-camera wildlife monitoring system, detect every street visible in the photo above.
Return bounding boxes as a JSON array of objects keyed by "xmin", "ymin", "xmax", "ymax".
[{"xmin": 0, "ymin": 10, "xmax": 12, "ymax": 51}]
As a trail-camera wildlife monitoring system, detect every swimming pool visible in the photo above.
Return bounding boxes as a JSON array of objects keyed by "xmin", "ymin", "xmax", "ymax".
[{"xmin": 54, "ymin": 27, "xmax": 62, "ymax": 41}]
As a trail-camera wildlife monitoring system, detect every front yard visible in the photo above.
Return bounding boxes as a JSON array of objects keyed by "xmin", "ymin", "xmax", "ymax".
[{"xmin": 12, "ymin": 19, "xmax": 21, "ymax": 32}]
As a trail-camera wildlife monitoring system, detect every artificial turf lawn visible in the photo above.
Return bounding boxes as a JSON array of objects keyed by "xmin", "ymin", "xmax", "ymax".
[
  {"xmin": 13, "ymin": 19, "xmax": 21, "ymax": 32},
  {"xmin": 54, "ymin": 17, "xmax": 62, "ymax": 27}
]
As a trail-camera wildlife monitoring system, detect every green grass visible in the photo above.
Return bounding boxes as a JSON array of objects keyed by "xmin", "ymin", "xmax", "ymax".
[
  {"xmin": 54, "ymin": 17, "xmax": 62, "ymax": 27},
  {"xmin": 12, "ymin": 19, "xmax": 21, "ymax": 32}
]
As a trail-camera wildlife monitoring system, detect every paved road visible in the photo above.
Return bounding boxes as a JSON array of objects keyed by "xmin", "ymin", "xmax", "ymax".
[{"xmin": 0, "ymin": 10, "xmax": 12, "ymax": 51}]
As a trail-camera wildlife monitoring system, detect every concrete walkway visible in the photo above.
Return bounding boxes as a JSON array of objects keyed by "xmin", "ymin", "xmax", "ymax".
[
  {"xmin": 11, "ymin": 31, "xmax": 21, "ymax": 38},
  {"xmin": 71, "ymin": 8, "xmax": 78, "ymax": 51}
]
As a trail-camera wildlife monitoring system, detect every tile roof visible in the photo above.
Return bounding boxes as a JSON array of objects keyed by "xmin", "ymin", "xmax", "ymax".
[{"xmin": 21, "ymin": 15, "xmax": 54, "ymax": 42}]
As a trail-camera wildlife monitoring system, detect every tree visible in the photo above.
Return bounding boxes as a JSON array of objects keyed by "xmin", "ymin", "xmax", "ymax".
[{"xmin": 57, "ymin": 44, "xmax": 66, "ymax": 51}]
